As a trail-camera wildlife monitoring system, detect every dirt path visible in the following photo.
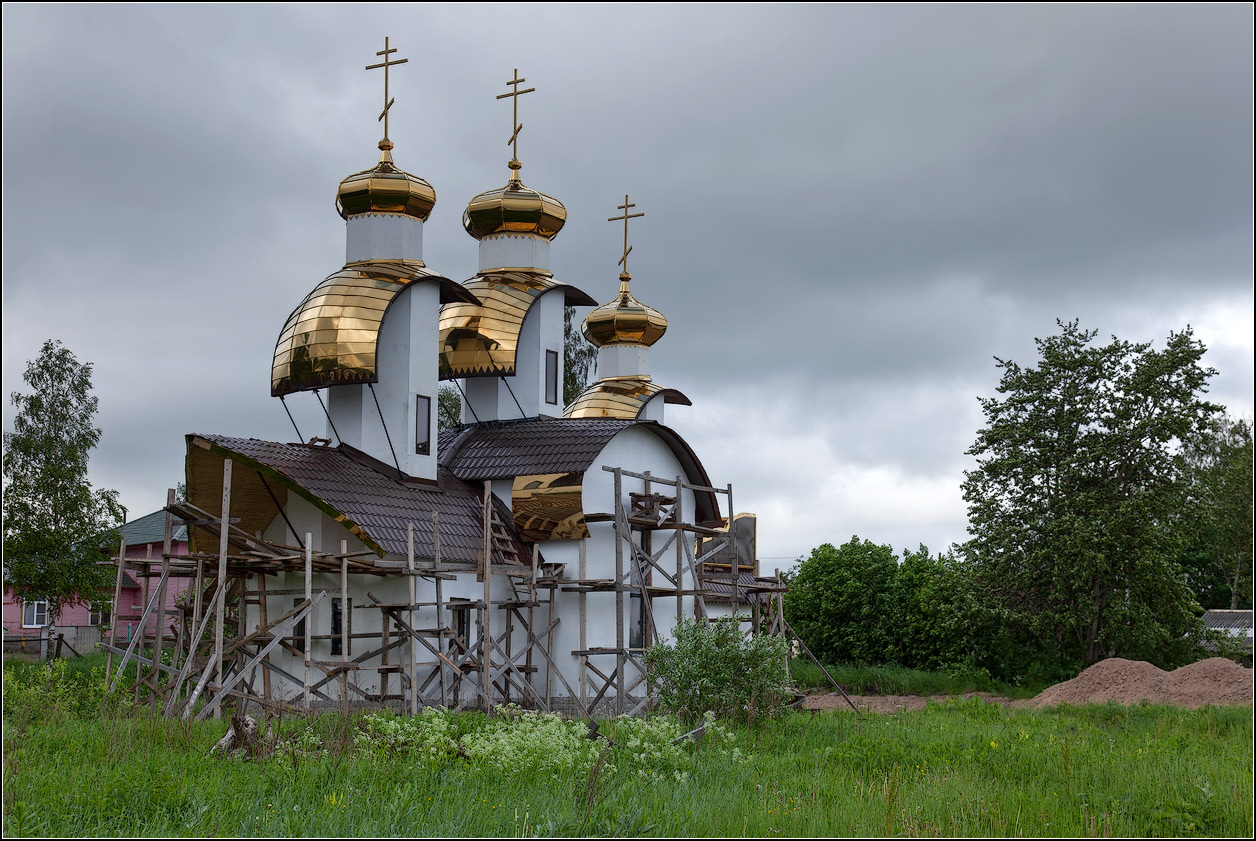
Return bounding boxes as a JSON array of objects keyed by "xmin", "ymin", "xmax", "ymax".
[{"xmin": 803, "ymin": 657, "xmax": 1253, "ymax": 714}]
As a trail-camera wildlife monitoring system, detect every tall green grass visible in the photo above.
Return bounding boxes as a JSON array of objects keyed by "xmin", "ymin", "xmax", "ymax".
[
  {"xmin": 789, "ymin": 658, "xmax": 1045, "ymax": 698},
  {"xmin": 5, "ymin": 692, "xmax": 1251, "ymax": 834}
]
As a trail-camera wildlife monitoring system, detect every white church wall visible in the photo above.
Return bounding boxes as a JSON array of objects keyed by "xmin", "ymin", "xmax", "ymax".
[
  {"xmin": 324, "ymin": 282, "xmax": 440, "ymax": 480},
  {"xmin": 540, "ymin": 425, "xmax": 702, "ymax": 700},
  {"xmin": 458, "ymin": 287, "xmax": 566, "ymax": 423},
  {"xmin": 345, "ymin": 213, "xmax": 425, "ymax": 264},
  {"xmin": 477, "ymin": 233, "xmax": 550, "ymax": 274}
]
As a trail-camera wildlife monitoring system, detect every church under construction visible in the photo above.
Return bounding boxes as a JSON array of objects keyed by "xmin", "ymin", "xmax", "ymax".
[{"xmin": 105, "ymin": 38, "xmax": 788, "ymax": 719}]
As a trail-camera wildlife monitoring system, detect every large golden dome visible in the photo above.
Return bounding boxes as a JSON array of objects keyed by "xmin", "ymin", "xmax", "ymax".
[
  {"xmin": 463, "ymin": 167, "xmax": 566, "ymax": 240},
  {"xmin": 336, "ymin": 140, "xmax": 436, "ymax": 221},
  {"xmin": 582, "ymin": 274, "xmax": 668, "ymax": 347}
]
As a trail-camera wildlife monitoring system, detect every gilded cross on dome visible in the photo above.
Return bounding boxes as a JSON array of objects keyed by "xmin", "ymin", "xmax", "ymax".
[
  {"xmin": 609, "ymin": 195, "xmax": 644, "ymax": 276},
  {"xmin": 366, "ymin": 36, "xmax": 408, "ymax": 142},
  {"xmin": 496, "ymin": 69, "xmax": 535, "ymax": 177}
]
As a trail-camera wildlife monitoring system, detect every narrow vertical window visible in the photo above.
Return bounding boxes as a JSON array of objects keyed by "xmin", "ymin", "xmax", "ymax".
[
  {"xmin": 545, "ymin": 350, "xmax": 559, "ymax": 405},
  {"xmin": 415, "ymin": 394, "xmax": 431, "ymax": 455},
  {"xmin": 331, "ymin": 598, "xmax": 351, "ymax": 655}
]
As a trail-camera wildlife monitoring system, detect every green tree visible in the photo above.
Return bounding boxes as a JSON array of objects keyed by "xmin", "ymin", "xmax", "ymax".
[
  {"xmin": 783, "ymin": 536, "xmax": 898, "ymax": 665},
  {"xmin": 1180, "ymin": 416, "xmax": 1253, "ymax": 609},
  {"xmin": 3, "ymin": 340, "xmax": 123, "ymax": 629},
  {"xmin": 437, "ymin": 384, "xmax": 461, "ymax": 431},
  {"xmin": 962, "ymin": 320, "xmax": 1221, "ymax": 668},
  {"xmin": 563, "ymin": 305, "xmax": 597, "ymax": 406}
]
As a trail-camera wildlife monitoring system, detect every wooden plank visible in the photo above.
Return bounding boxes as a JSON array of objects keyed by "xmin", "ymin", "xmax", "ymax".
[
  {"xmin": 614, "ymin": 468, "xmax": 625, "ymax": 715},
  {"xmin": 164, "ymin": 583, "xmax": 227, "ymax": 715},
  {"xmin": 108, "ymin": 567, "xmax": 171, "ymax": 690},
  {"xmin": 303, "ymin": 534, "xmax": 312, "ymax": 709},
  {"xmin": 211, "ymin": 460, "xmax": 232, "ymax": 720},
  {"xmin": 105, "ymin": 535, "xmax": 127, "ymax": 676}
]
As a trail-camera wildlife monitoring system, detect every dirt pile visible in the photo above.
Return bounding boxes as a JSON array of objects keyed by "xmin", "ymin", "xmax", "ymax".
[{"xmin": 1026, "ymin": 657, "xmax": 1253, "ymax": 709}]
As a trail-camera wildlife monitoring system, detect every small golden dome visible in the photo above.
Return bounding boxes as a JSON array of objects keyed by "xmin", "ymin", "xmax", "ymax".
[
  {"xmin": 463, "ymin": 168, "xmax": 567, "ymax": 240},
  {"xmin": 336, "ymin": 139, "xmax": 436, "ymax": 221},
  {"xmin": 582, "ymin": 274, "xmax": 668, "ymax": 347}
]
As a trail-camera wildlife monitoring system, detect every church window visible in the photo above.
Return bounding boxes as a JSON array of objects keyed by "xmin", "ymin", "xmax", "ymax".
[
  {"xmin": 545, "ymin": 350, "xmax": 558, "ymax": 405},
  {"xmin": 331, "ymin": 598, "xmax": 351, "ymax": 655},
  {"xmin": 415, "ymin": 394, "xmax": 431, "ymax": 455}
]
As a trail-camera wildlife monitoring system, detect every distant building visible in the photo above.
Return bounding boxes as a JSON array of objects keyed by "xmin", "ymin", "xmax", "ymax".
[
  {"xmin": 3, "ymin": 509, "xmax": 190, "ymax": 657},
  {"xmin": 1202, "ymin": 609, "xmax": 1253, "ymax": 667}
]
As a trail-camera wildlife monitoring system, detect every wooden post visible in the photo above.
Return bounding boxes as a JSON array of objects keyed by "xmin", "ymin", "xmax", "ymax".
[
  {"xmin": 433, "ymin": 511, "xmax": 447, "ymax": 708},
  {"xmin": 213, "ymin": 459, "xmax": 232, "ymax": 719},
  {"xmin": 727, "ymin": 483, "xmax": 737, "ymax": 623},
  {"xmin": 614, "ymin": 468, "xmax": 625, "ymax": 716},
  {"xmin": 135, "ymin": 543, "xmax": 151, "ymax": 702},
  {"xmin": 151, "ymin": 491, "xmax": 174, "ymax": 707},
  {"xmin": 340, "ymin": 539, "xmax": 349, "ymax": 703},
  {"xmin": 408, "ymin": 522, "xmax": 418, "ymax": 715},
  {"xmin": 527, "ymin": 544, "xmax": 538, "ymax": 701},
  {"xmin": 257, "ymin": 572, "xmax": 272, "ymax": 704},
  {"xmin": 106, "ymin": 536, "xmax": 127, "ymax": 677},
  {"xmin": 481, "ymin": 480, "xmax": 492, "ymax": 710},
  {"xmin": 675, "ymin": 475, "xmax": 684, "ymax": 622},
  {"xmin": 304, "ymin": 533, "xmax": 312, "ymax": 709}
]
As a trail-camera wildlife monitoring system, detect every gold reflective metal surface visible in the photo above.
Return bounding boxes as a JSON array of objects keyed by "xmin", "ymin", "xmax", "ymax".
[
  {"xmin": 512, "ymin": 472, "xmax": 589, "ymax": 541},
  {"xmin": 562, "ymin": 375, "xmax": 689, "ymax": 419},
  {"xmin": 337, "ymin": 142, "xmax": 437, "ymax": 221},
  {"xmin": 582, "ymin": 274, "xmax": 668, "ymax": 347},
  {"xmin": 273, "ymin": 260, "xmax": 445, "ymax": 396},
  {"xmin": 439, "ymin": 271, "xmax": 585, "ymax": 378},
  {"xmin": 463, "ymin": 180, "xmax": 566, "ymax": 240}
]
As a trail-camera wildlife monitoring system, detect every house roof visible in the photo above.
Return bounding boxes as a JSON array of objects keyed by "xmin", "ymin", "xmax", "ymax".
[
  {"xmin": 440, "ymin": 418, "xmax": 637, "ymax": 479},
  {"xmin": 1202, "ymin": 610, "xmax": 1253, "ymax": 632},
  {"xmin": 187, "ymin": 434, "xmax": 528, "ymax": 565},
  {"xmin": 119, "ymin": 509, "xmax": 189, "ymax": 546}
]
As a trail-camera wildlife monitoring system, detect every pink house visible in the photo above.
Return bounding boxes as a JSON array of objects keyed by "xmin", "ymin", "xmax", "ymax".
[{"xmin": 2, "ymin": 509, "xmax": 191, "ymax": 657}]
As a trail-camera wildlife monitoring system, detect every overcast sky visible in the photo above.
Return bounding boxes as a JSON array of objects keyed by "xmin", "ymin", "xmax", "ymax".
[{"xmin": 3, "ymin": 4, "xmax": 1252, "ymax": 568}]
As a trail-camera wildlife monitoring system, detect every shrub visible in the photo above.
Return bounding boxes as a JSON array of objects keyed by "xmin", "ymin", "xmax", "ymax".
[{"xmin": 644, "ymin": 618, "xmax": 791, "ymax": 724}]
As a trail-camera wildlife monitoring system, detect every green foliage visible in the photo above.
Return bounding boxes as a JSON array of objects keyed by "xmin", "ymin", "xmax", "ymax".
[
  {"xmin": 962, "ymin": 320, "xmax": 1220, "ymax": 668},
  {"xmin": 644, "ymin": 618, "xmax": 792, "ymax": 724},
  {"xmin": 437, "ymin": 384, "xmax": 462, "ymax": 431},
  {"xmin": 1, "ymin": 657, "xmax": 131, "ymax": 726},
  {"xmin": 563, "ymin": 305, "xmax": 597, "ymax": 406},
  {"xmin": 1179, "ymin": 416, "xmax": 1253, "ymax": 609},
  {"xmin": 3, "ymin": 699, "xmax": 1250, "ymax": 837},
  {"xmin": 783, "ymin": 537, "xmax": 900, "ymax": 666},
  {"xmin": 3, "ymin": 339, "xmax": 123, "ymax": 622}
]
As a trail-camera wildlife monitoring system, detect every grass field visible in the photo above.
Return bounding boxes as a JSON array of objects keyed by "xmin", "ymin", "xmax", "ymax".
[{"xmin": 3, "ymin": 655, "xmax": 1251, "ymax": 837}]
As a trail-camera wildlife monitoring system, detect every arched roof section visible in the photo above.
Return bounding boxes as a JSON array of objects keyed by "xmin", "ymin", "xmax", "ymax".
[
  {"xmin": 272, "ymin": 260, "xmax": 477, "ymax": 397},
  {"xmin": 562, "ymin": 376, "xmax": 691, "ymax": 419},
  {"xmin": 438, "ymin": 271, "xmax": 596, "ymax": 379},
  {"xmin": 439, "ymin": 418, "xmax": 719, "ymax": 539}
]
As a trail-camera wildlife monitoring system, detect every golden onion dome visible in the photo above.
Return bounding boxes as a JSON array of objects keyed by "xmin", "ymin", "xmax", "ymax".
[
  {"xmin": 582, "ymin": 273, "xmax": 668, "ymax": 348},
  {"xmin": 463, "ymin": 166, "xmax": 566, "ymax": 240},
  {"xmin": 336, "ymin": 139, "xmax": 436, "ymax": 221}
]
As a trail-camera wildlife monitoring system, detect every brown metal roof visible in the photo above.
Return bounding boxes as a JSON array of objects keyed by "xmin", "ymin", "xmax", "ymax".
[
  {"xmin": 439, "ymin": 418, "xmax": 720, "ymax": 522},
  {"xmin": 187, "ymin": 434, "xmax": 527, "ymax": 565}
]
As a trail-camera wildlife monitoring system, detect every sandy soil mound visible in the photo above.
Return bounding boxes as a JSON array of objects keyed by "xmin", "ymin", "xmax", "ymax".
[{"xmin": 1026, "ymin": 657, "xmax": 1252, "ymax": 710}]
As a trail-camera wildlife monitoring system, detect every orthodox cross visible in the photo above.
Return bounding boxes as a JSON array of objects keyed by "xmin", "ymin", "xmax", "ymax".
[
  {"xmin": 609, "ymin": 195, "xmax": 644, "ymax": 274},
  {"xmin": 366, "ymin": 36, "xmax": 408, "ymax": 141},
  {"xmin": 496, "ymin": 69, "xmax": 535, "ymax": 169}
]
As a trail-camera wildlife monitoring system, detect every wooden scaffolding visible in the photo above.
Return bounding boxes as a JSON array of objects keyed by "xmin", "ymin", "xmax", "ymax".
[{"xmin": 105, "ymin": 460, "xmax": 789, "ymax": 720}]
